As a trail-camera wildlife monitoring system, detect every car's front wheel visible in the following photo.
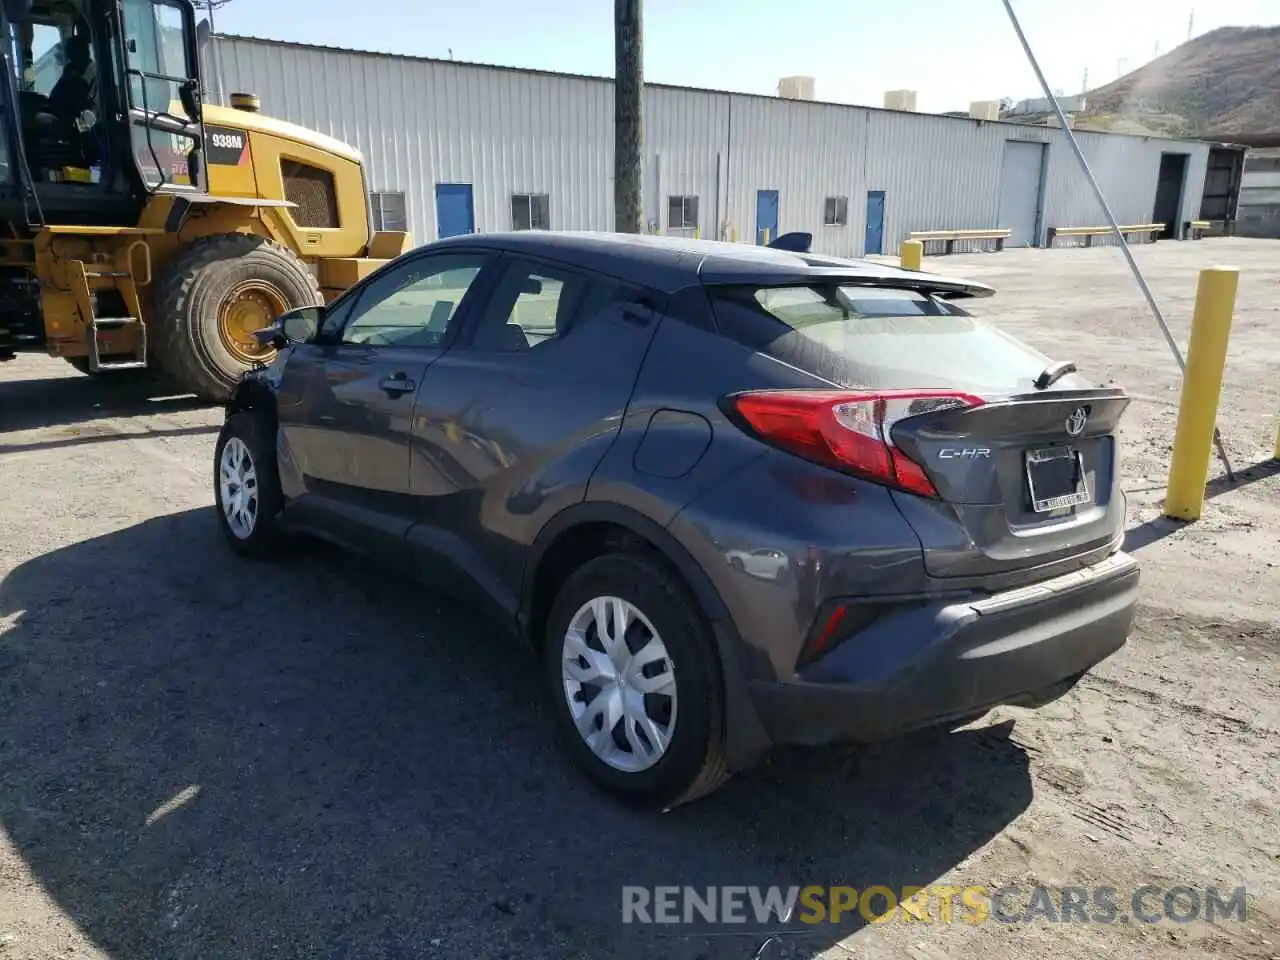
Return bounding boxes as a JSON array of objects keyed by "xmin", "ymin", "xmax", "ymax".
[
  {"xmin": 543, "ymin": 552, "xmax": 729, "ymax": 808},
  {"xmin": 214, "ymin": 412, "xmax": 285, "ymax": 557}
]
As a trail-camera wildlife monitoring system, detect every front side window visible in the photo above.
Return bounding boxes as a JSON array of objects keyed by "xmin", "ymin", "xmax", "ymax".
[
  {"xmin": 341, "ymin": 254, "xmax": 487, "ymax": 348},
  {"xmin": 6, "ymin": 19, "xmax": 105, "ymax": 185},
  {"xmin": 511, "ymin": 193, "xmax": 550, "ymax": 231}
]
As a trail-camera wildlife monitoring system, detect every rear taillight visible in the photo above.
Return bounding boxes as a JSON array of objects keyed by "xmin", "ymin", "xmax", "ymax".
[{"xmin": 728, "ymin": 389, "xmax": 983, "ymax": 496}]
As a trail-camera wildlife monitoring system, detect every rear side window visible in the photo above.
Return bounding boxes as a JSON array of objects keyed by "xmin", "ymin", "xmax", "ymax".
[
  {"xmin": 709, "ymin": 284, "xmax": 1050, "ymax": 393},
  {"xmin": 468, "ymin": 259, "xmax": 638, "ymax": 352}
]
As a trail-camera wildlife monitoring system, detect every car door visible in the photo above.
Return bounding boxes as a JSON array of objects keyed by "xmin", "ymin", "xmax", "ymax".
[
  {"xmin": 405, "ymin": 255, "xmax": 662, "ymax": 615},
  {"xmin": 276, "ymin": 250, "xmax": 495, "ymax": 558}
]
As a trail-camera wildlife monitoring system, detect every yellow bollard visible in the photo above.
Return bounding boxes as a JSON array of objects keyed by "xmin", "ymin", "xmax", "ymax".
[
  {"xmin": 762, "ymin": 228, "xmax": 771, "ymax": 246},
  {"xmin": 900, "ymin": 239, "xmax": 923, "ymax": 271},
  {"xmin": 694, "ymin": 227, "xmax": 701, "ymax": 240},
  {"xmin": 1164, "ymin": 266, "xmax": 1240, "ymax": 521},
  {"xmin": 1274, "ymin": 418, "xmax": 1280, "ymax": 461}
]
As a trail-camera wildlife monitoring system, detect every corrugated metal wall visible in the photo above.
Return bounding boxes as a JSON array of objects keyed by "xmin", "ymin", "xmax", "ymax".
[
  {"xmin": 204, "ymin": 35, "xmax": 1212, "ymax": 256},
  {"xmin": 1238, "ymin": 159, "xmax": 1280, "ymax": 237}
]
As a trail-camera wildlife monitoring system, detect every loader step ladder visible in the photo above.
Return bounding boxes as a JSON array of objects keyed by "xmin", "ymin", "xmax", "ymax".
[
  {"xmin": 87, "ymin": 315, "xmax": 148, "ymax": 372},
  {"xmin": 69, "ymin": 243, "xmax": 152, "ymax": 372}
]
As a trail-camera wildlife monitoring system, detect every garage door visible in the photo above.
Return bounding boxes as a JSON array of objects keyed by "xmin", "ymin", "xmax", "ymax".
[{"xmin": 998, "ymin": 141, "xmax": 1045, "ymax": 247}]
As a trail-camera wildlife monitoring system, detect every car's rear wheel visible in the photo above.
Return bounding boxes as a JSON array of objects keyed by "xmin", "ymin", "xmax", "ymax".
[
  {"xmin": 543, "ymin": 552, "xmax": 729, "ymax": 808},
  {"xmin": 214, "ymin": 412, "xmax": 285, "ymax": 558}
]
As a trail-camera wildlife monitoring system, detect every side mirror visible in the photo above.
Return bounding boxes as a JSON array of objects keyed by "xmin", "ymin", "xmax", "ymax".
[
  {"xmin": 281, "ymin": 305, "xmax": 324, "ymax": 343},
  {"xmin": 255, "ymin": 305, "xmax": 324, "ymax": 350}
]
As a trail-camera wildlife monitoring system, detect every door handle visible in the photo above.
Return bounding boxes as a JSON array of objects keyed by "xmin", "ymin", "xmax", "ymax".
[{"xmin": 380, "ymin": 373, "xmax": 417, "ymax": 396}]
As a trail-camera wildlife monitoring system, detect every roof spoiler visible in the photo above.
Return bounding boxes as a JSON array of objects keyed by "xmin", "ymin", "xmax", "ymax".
[
  {"xmin": 837, "ymin": 275, "xmax": 996, "ymax": 299},
  {"xmin": 766, "ymin": 231, "xmax": 812, "ymax": 253},
  {"xmin": 700, "ymin": 268, "xmax": 996, "ymax": 300}
]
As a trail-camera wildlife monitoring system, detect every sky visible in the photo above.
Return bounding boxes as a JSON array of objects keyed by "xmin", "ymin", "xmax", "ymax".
[{"xmin": 209, "ymin": 0, "xmax": 1280, "ymax": 112}]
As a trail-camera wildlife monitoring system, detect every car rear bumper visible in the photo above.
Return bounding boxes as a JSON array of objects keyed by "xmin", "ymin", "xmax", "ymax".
[{"xmin": 747, "ymin": 551, "xmax": 1139, "ymax": 747}]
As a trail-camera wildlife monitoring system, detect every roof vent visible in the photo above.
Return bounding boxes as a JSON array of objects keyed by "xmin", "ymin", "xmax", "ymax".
[{"xmin": 230, "ymin": 92, "xmax": 261, "ymax": 113}]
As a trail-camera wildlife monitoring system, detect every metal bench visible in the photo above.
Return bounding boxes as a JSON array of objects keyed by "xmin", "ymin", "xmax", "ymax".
[
  {"xmin": 1046, "ymin": 224, "xmax": 1164, "ymax": 247},
  {"xmin": 906, "ymin": 228, "xmax": 1012, "ymax": 255},
  {"xmin": 1184, "ymin": 219, "xmax": 1211, "ymax": 239}
]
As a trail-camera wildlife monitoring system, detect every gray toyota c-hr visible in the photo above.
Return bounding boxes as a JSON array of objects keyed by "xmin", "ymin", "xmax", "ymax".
[{"xmin": 213, "ymin": 231, "xmax": 1139, "ymax": 808}]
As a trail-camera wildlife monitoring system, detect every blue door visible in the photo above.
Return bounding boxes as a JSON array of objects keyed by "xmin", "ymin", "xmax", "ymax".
[
  {"xmin": 997, "ymin": 141, "xmax": 1045, "ymax": 246},
  {"xmin": 435, "ymin": 183, "xmax": 475, "ymax": 239},
  {"xmin": 755, "ymin": 190, "xmax": 779, "ymax": 245},
  {"xmin": 864, "ymin": 190, "xmax": 886, "ymax": 255}
]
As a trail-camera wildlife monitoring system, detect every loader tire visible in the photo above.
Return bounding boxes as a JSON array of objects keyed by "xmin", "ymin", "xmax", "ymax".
[{"xmin": 152, "ymin": 234, "xmax": 322, "ymax": 402}]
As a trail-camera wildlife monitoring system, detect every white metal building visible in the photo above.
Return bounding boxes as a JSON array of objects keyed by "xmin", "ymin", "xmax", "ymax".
[{"xmin": 201, "ymin": 34, "xmax": 1217, "ymax": 257}]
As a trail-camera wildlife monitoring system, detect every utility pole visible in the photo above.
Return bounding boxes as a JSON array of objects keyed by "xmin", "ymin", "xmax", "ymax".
[
  {"xmin": 205, "ymin": 0, "xmax": 226, "ymax": 106},
  {"xmin": 613, "ymin": 0, "xmax": 643, "ymax": 233},
  {"xmin": 1187, "ymin": 8, "xmax": 1195, "ymax": 40}
]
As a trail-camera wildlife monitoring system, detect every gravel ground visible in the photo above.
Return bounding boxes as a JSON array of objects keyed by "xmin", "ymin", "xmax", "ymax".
[{"xmin": 0, "ymin": 239, "xmax": 1277, "ymax": 960}]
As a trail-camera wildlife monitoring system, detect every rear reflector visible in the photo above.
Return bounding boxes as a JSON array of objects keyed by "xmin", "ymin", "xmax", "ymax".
[
  {"xmin": 812, "ymin": 605, "xmax": 847, "ymax": 656},
  {"xmin": 796, "ymin": 600, "xmax": 904, "ymax": 668},
  {"xmin": 728, "ymin": 389, "xmax": 983, "ymax": 496}
]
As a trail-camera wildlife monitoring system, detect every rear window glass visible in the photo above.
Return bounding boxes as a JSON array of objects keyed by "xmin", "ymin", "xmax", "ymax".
[{"xmin": 710, "ymin": 284, "xmax": 1051, "ymax": 393}]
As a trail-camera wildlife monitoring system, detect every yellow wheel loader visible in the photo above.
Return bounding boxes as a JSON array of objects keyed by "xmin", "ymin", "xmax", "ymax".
[{"xmin": 0, "ymin": 0, "xmax": 408, "ymax": 400}]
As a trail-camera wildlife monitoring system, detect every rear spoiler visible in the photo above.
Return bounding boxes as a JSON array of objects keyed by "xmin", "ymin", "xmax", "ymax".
[
  {"xmin": 702, "ymin": 237, "xmax": 995, "ymax": 299},
  {"xmin": 821, "ymin": 274, "xmax": 996, "ymax": 300},
  {"xmin": 797, "ymin": 258, "xmax": 995, "ymax": 299},
  {"xmin": 700, "ymin": 267, "xmax": 996, "ymax": 300}
]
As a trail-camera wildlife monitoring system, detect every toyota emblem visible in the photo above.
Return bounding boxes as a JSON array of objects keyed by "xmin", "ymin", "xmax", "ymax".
[{"xmin": 1065, "ymin": 407, "xmax": 1088, "ymax": 437}]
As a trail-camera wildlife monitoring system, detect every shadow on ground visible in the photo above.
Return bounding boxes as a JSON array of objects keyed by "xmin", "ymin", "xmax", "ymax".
[
  {"xmin": 0, "ymin": 509, "xmax": 1033, "ymax": 959},
  {"xmin": 1124, "ymin": 458, "xmax": 1280, "ymax": 553},
  {"xmin": 0, "ymin": 370, "xmax": 210, "ymax": 435},
  {"xmin": 1207, "ymin": 457, "xmax": 1280, "ymax": 498}
]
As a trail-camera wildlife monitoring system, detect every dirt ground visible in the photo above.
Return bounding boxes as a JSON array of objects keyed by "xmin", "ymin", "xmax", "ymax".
[{"xmin": 0, "ymin": 239, "xmax": 1277, "ymax": 960}]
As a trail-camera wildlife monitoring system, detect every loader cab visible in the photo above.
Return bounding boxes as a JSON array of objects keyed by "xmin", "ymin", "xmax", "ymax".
[{"xmin": 0, "ymin": 0, "xmax": 204, "ymax": 226}]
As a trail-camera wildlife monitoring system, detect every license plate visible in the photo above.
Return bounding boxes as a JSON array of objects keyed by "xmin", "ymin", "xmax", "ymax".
[{"xmin": 1025, "ymin": 446, "xmax": 1090, "ymax": 513}]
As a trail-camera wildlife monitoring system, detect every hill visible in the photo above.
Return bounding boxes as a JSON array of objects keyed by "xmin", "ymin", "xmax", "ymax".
[{"xmin": 1077, "ymin": 26, "xmax": 1280, "ymax": 138}]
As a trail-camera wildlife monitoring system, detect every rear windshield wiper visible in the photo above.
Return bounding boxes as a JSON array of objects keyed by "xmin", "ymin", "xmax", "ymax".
[{"xmin": 1033, "ymin": 360, "xmax": 1077, "ymax": 390}]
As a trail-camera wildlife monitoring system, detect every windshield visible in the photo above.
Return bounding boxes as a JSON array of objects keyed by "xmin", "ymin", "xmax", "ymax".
[{"xmin": 711, "ymin": 284, "xmax": 1053, "ymax": 393}]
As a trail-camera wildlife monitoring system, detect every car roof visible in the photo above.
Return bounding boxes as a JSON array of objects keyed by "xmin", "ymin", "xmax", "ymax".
[{"xmin": 433, "ymin": 231, "xmax": 995, "ymax": 298}]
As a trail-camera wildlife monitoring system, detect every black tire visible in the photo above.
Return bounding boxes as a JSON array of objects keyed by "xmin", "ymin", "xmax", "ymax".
[
  {"xmin": 213, "ymin": 411, "xmax": 285, "ymax": 558},
  {"xmin": 543, "ymin": 552, "xmax": 729, "ymax": 809},
  {"xmin": 152, "ymin": 234, "xmax": 321, "ymax": 402}
]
